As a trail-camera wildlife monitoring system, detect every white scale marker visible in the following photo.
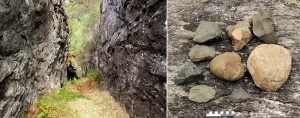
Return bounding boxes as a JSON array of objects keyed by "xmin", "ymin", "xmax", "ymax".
[{"xmin": 206, "ymin": 111, "xmax": 235, "ymax": 117}]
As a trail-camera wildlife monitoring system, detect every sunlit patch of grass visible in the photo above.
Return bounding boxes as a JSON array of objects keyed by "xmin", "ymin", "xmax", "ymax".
[
  {"xmin": 36, "ymin": 86, "xmax": 85, "ymax": 118},
  {"xmin": 72, "ymin": 77, "xmax": 85, "ymax": 89}
]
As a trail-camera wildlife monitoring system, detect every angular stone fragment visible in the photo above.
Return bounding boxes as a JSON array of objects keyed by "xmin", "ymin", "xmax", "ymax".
[
  {"xmin": 193, "ymin": 21, "xmax": 222, "ymax": 43},
  {"xmin": 253, "ymin": 10, "xmax": 276, "ymax": 43},
  {"xmin": 247, "ymin": 44, "xmax": 292, "ymax": 92},
  {"xmin": 188, "ymin": 85, "xmax": 216, "ymax": 103},
  {"xmin": 226, "ymin": 18, "xmax": 252, "ymax": 51},
  {"xmin": 226, "ymin": 25, "xmax": 235, "ymax": 41},
  {"xmin": 228, "ymin": 88, "xmax": 251, "ymax": 103},
  {"xmin": 210, "ymin": 52, "xmax": 244, "ymax": 81},
  {"xmin": 232, "ymin": 27, "xmax": 252, "ymax": 51},
  {"xmin": 174, "ymin": 62, "xmax": 204, "ymax": 85},
  {"xmin": 188, "ymin": 45, "xmax": 216, "ymax": 62}
]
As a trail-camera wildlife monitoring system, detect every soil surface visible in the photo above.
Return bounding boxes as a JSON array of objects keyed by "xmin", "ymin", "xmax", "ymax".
[
  {"xmin": 67, "ymin": 77, "xmax": 129, "ymax": 118},
  {"xmin": 167, "ymin": 0, "xmax": 300, "ymax": 117}
]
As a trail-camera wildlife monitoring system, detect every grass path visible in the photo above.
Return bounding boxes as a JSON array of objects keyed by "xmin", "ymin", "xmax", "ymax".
[
  {"xmin": 66, "ymin": 77, "xmax": 129, "ymax": 118},
  {"xmin": 27, "ymin": 77, "xmax": 129, "ymax": 118}
]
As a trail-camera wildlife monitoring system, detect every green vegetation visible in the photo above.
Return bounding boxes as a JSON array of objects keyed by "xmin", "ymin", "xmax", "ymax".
[
  {"xmin": 72, "ymin": 77, "xmax": 85, "ymax": 89},
  {"xmin": 37, "ymin": 85, "xmax": 85, "ymax": 118},
  {"xmin": 87, "ymin": 69, "xmax": 99, "ymax": 79},
  {"xmin": 35, "ymin": 1, "xmax": 102, "ymax": 117},
  {"xmin": 64, "ymin": 0, "xmax": 100, "ymax": 64}
]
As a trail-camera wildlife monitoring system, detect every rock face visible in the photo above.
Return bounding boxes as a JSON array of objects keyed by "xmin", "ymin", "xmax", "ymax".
[
  {"xmin": 188, "ymin": 85, "xmax": 216, "ymax": 103},
  {"xmin": 0, "ymin": 0, "xmax": 69, "ymax": 117},
  {"xmin": 193, "ymin": 21, "xmax": 222, "ymax": 43},
  {"xmin": 210, "ymin": 52, "xmax": 244, "ymax": 81},
  {"xmin": 174, "ymin": 62, "xmax": 203, "ymax": 85},
  {"xmin": 83, "ymin": 26, "xmax": 98, "ymax": 76},
  {"xmin": 188, "ymin": 45, "xmax": 216, "ymax": 62},
  {"xmin": 253, "ymin": 10, "xmax": 276, "ymax": 43},
  {"xmin": 97, "ymin": 0, "xmax": 166, "ymax": 117},
  {"xmin": 247, "ymin": 44, "xmax": 292, "ymax": 92},
  {"xmin": 228, "ymin": 88, "xmax": 251, "ymax": 103}
]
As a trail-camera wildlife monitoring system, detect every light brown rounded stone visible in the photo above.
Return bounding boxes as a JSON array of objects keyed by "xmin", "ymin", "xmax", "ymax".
[
  {"xmin": 247, "ymin": 44, "xmax": 292, "ymax": 92},
  {"xmin": 210, "ymin": 52, "xmax": 245, "ymax": 81}
]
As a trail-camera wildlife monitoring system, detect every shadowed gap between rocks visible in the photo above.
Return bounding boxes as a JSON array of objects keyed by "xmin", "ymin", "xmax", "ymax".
[{"xmin": 67, "ymin": 62, "xmax": 78, "ymax": 80}]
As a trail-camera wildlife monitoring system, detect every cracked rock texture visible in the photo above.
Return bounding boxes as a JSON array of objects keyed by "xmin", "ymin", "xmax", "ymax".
[
  {"xmin": 168, "ymin": 0, "xmax": 300, "ymax": 117},
  {"xmin": 0, "ymin": 0, "xmax": 69, "ymax": 117},
  {"xmin": 97, "ymin": 0, "xmax": 166, "ymax": 117}
]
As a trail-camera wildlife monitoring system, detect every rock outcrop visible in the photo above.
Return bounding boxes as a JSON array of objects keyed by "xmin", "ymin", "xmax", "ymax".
[
  {"xmin": 0, "ymin": 0, "xmax": 69, "ymax": 117},
  {"xmin": 97, "ymin": 0, "xmax": 166, "ymax": 117}
]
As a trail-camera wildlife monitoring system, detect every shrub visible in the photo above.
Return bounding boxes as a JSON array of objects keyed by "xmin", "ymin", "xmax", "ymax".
[{"xmin": 87, "ymin": 69, "xmax": 99, "ymax": 79}]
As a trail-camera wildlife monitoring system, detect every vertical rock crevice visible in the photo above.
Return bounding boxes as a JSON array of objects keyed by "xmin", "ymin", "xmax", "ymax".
[
  {"xmin": 97, "ymin": 0, "xmax": 166, "ymax": 117},
  {"xmin": 0, "ymin": 0, "xmax": 69, "ymax": 117}
]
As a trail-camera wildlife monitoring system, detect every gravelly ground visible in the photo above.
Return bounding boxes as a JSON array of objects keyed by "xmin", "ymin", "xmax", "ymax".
[{"xmin": 167, "ymin": 0, "xmax": 300, "ymax": 117}]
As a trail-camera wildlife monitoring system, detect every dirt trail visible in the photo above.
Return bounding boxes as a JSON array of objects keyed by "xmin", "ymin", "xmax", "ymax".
[{"xmin": 67, "ymin": 77, "xmax": 129, "ymax": 118}]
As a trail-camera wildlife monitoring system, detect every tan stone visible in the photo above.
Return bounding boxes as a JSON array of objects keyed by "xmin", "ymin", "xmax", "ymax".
[
  {"xmin": 210, "ymin": 52, "xmax": 245, "ymax": 81},
  {"xmin": 226, "ymin": 25, "xmax": 235, "ymax": 39},
  {"xmin": 247, "ymin": 44, "xmax": 292, "ymax": 92},
  {"xmin": 226, "ymin": 18, "xmax": 253, "ymax": 51},
  {"xmin": 231, "ymin": 27, "xmax": 252, "ymax": 51}
]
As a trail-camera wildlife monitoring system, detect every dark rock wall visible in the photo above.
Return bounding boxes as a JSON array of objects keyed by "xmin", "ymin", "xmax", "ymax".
[
  {"xmin": 97, "ymin": 0, "xmax": 166, "ymax": 117},
  {"xmin": 0, "ymin": 0, "xmax": 69, "ymax": 117},
  {"xmin": 83, "ymin": 23, "xmax": 99, "ymax": 76}
]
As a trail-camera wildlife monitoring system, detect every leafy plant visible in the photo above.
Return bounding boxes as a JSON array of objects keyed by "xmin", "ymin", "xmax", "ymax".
[{"xmin": 87, "ymin": 69, "xmax": 99, "ymax": 79}]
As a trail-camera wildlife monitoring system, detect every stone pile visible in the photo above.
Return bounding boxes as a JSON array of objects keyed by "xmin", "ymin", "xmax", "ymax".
[{"xmin": 175, "ymin": 10, "xmax": 292, "ymax": 103}]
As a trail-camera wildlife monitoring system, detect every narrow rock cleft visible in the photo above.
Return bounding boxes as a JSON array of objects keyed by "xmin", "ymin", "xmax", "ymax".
[
  {"xmin": 67, "ymin": 61, "xmax": 78, "ymax": 80},
  {"xmin": 97, "ymin": 0, "xmax": 166, "ymax": 117}
]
